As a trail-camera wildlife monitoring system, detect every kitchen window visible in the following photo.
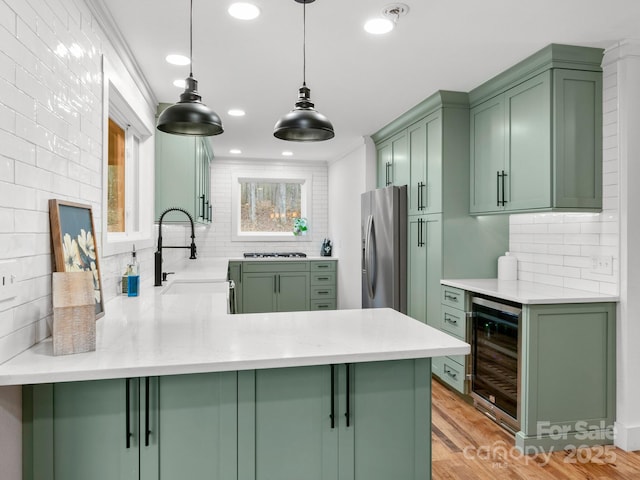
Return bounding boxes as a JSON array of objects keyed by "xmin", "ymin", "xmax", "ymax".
[
  {"xmin": 101, "ymin": 58, "xmax": 155, "ymax": 255},
  {"xmin": 231, "ymin": 172, "xmax": 312, "ymax": 242}
]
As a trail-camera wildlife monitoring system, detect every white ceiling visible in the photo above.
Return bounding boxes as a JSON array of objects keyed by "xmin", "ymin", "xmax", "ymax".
[{"xmin": 100, "ymin": 0, "xmax": 640, "ymax": 162}]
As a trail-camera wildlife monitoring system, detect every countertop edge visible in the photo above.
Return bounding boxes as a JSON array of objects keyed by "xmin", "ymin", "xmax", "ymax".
[{"xmin": 441, "ymin": 279, "xmax": 619, "ymax": 304}]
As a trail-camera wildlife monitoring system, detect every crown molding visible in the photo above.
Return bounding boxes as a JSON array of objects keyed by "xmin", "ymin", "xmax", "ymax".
[{"xmin": 85, "ymin": 0, "xmax": 158, "ymax": 110}]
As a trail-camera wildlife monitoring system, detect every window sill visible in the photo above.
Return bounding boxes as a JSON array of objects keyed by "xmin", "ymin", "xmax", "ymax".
[
  {"xmin": 232, "ymin": 232, "xmax": 312, "ymax": 243},
  {"xmin": 102, "ymin": 233, "xmax": 154, "ymax": 256}
]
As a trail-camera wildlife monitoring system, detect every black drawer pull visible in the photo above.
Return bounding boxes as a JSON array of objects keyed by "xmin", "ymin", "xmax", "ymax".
[
  {"xmin": 316, "ymin": 277, "xmax": 329, "ymax": 281},
  {"xmin": 316, "ymin": 304, "xmax": 329, "ymax": 309},
  {"xmin": 445, "ymin": 368, "xmax": 458, "ymax": 379},
  {"xmin": 444, "ymin": 293, "xmax": 459, "ymax": 302},
  {"xmin": 444, "ymin": 315, "xmax": 458, "ymax": 325},
  {"xmin": 316, "ymin": 265, "xmax": 329, "ymax": 268},
  {"xmin": 317, "ymin": 291, "xmax": 329, "ymax": 295}
]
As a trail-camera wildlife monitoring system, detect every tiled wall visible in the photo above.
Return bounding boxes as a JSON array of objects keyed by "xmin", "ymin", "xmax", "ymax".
[
  {"xmin": 0, "ymin": 0, "xmax": 156, "ymax": 364},
  {"xmin": 508, "ymin": 60, "xmax": 619, "ymax": 295},
  {"xmin": 196, "ymin": 158, "xmax": 329, "ymax": 258}
]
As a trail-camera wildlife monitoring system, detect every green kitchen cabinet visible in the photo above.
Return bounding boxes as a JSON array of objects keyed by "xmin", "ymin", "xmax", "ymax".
[
  {"xmin": 237, "ymin": 359, "xmax": 431, "ymax": 480},
  {"xmin": 23, "ymin": 372, "xmax": 238, "ymax": 480},
  {"xmin": 374, "ymin": 91, "xmax": 509, "ymax": 330},
  {"xmin": 376, "ymin": 130, "xmax": 409, "ymax": 188},
  {"xmin": 517, "ymin": 302, "xmax": 616, "ymax": 451},
  {"xmin": 241, "ymin": 262, "xmax": 310, "ymax": 313},
  {"xmin": 407, "ymin": 112, "xmax": 443, "ymax": 215},
  {"xmin": 236, "ymin": 260, "xmax": 337, "ymax": 313},
  {"xmin": 407, "ymin": 215, "xmax": 442, "ymax": 329},
  {"xmin": 469, "ymin": 44, "xmax": 603, "ymax": 214},
  {"xmin": 155, "ymin": 124, "xmax": 213, "ymax": 223}
]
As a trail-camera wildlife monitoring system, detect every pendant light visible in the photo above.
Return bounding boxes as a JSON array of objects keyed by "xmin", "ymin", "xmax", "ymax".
[
  {"xmin": 157, "ymin": 0, "xmax": 223, "ymax": 136},
  {"xmin": 273, "ymin": 0, "xmax": 334, "ymax": 142}
]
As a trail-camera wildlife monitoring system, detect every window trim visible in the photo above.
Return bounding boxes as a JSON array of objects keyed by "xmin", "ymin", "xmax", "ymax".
[
  {"xmin": 231, "ymin": 171, "xmax": 313, "ymax": 242},
  {"xmin": 101, "ymin": 57, "xmax": 155, "ymax": 256}
]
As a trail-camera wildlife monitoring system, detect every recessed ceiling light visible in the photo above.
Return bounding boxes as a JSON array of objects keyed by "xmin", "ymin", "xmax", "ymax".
[
  {"xmin": 173, "ymin": 79, "xmax": 186, "ymax": 88},
  {"xmin": 282, "ymin": 151, "xmax": 293, "ymax": 157},
  {"xmin": 228, "ymin": 2, "xmax": 260, "ymax": 20},
  {"xmin": 228, "ymin": 109, "xmax": 246, "ymax": 117},
  {"xmin": 230, "ymin": 149, "xmax": 242, "ymax": 154},
  {"xmin": 364, "ymin": 18, "xmax": 394, "ymax": 35},
  {"xmin": 166, "ymin": 54, "xmax": 190, "ymax": 66}
]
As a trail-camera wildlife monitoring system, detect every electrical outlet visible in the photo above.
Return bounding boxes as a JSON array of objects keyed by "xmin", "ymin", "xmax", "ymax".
[
  {"xmin": 590, "ymin": 255, "xmax": 613, "ymax": 275},
  {"xmin": 0, "ymin": 260, "xmax": 18, "ymax": 303}
]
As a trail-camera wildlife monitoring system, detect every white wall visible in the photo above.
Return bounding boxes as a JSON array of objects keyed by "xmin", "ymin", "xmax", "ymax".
[
  {"xmin": 0, "ymin": 0, "xmax": 158, "ymax": 476},
  {"xmin": 196, "ymin": 158, "xmax": 329, "ymax": 258},
  {"xmin": 327, "ymin": 140, "xmax": 368, "ymax": 309}
]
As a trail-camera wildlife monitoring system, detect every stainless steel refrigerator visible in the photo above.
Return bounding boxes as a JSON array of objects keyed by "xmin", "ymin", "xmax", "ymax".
[{"xmin": 361, "ymin": 185, "xmax": 407, "ymax": 313}]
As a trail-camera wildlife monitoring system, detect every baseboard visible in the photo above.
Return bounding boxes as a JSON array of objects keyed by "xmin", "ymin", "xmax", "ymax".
[{"xmin": 614, "ymin": 421, "xmax": 640, "ymax": 452}]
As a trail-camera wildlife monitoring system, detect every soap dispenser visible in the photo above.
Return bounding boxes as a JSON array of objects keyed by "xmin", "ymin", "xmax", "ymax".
[{"xmin": 127, "ymin": 245, "xmax": 140, "ymax": 297}]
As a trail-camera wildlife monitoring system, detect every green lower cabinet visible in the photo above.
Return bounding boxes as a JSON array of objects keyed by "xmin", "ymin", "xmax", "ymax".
[
  {"xmin": 23, "ymin": 372, "xmax": 238, "ymax": 480},
  {"xmin": 517, "ymin": 302, "xmax": 616, "ymax": 451},
  {"xmin": 242, "ymin": 272, "xmax": 310, "ymax": 313},
  {"xmin": 238, "ymin": 359, "xmax": 431, "ymax": 480},
  {"xmin": 228, "ymin": 261, "xmax": 243, "ymax": 313}
]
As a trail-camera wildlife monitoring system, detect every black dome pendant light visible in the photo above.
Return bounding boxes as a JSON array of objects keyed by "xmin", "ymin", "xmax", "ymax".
[
  {"xmin": 273, "ymin": 0, "xmax": 334, "ymax": 142},
  {"xmin": 157, "ymin": 0, "xmax": 223, "ymax": 136}
]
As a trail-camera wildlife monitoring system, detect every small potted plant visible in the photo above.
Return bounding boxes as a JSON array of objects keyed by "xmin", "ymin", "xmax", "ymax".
[{"xmin": 293, "ymin": 217, "xmax": 308, "ymax": 236}]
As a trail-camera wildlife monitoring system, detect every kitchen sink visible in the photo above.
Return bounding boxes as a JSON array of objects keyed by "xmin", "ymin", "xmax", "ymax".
[{"xmin": 161, "ymin": 279, "xmax": 229, "ymax": 295}]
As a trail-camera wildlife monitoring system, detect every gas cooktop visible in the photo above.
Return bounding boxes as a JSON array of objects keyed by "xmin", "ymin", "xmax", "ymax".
[{"xmin": 243, "ymin": 252, "xmax": 307, "ymax": 258}]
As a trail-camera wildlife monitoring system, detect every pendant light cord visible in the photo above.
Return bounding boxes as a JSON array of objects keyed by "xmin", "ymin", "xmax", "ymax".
[
  {"xmin": 189, "ymin": 0, "xmax": 194, "ymax": 77},
  {"xmin": 302, "ymin": 1, "xmax": 306, "ymax": 86}
]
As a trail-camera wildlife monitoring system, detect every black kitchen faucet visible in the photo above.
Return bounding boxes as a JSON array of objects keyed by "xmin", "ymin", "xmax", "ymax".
[{"xmin": 154, "ymin": 207, "xmax": 197, "ymax": 286}]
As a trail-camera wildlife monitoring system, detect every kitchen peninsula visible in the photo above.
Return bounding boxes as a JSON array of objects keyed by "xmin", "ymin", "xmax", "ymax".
[{"xmin": 4, "ymin": 260, "xmax": 468, "ymax": 480}]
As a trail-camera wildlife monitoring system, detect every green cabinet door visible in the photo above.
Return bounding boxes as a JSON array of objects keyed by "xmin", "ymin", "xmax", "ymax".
[
  {"xmin": 377, "ymin": 141, "xmax": 392, "ymax": 188},
  {"xmin": 339, "ymin": 360, "xmax": 431, "ymax": 480},
  {"xmin": 238, "ymin": 366, "xmax": 338, "ymax": 480},
  {"xmin": 407, "ymin": 216, "xmax": 427, "ymax": 323},
  {"xmin": 242, "ymin": 273, "xmax": 277, "ymax": 313},
  {"xmin": 153, "ymin": 373, "xmax": 237, "ymax": 480},
  {"xmin": 424, "ymin": 214, "xmax": 443, "ymax": 329},
  {"xmin": 469, "ymin": 96, "xmax": 506, "ymax": 213},
  {"xmin": 24, "ymin": 379, "xmax": 140, "ymax": 480},
  {"xmin": 505, "ymin": 71, "xmax": 552, "ymax": 211},
  {"xmin": 408, "ymin": 120, "xmax": 427, "ymax": 215},
  {"xmin": 277, "ymin": 272, "xmax": 310, "ymax": 312}
]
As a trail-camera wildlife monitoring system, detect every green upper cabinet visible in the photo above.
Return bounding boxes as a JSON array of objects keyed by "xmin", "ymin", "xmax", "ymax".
[
  {"xmin": 407, "ymin": 113, "xmax": 443, "ymax": 215},
  {"xmin": 376, "ymin": 131, "xmax": 409, "ymax": 188},
  {"xmin": 469, "ymin": 44, "xmax": 603, "ymax": 215},
  {"xmin": 155, "ymin": 125, "xmax": 213, "ymax": 223}
]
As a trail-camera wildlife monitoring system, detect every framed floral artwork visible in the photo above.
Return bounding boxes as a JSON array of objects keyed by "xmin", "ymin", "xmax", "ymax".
[{"xmin": 49, "ymin": 199, "xmax": 104, "ymax": 319}]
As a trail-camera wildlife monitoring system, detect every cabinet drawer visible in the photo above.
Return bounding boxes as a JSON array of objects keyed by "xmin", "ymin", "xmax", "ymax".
[
  {"xmin": 311, "ymin": 286, "xmax": 336, "ymax": 300},
  {"xmin": 311, "ymin": 272, "xmax": 336, "ymax": 286},
  {"xmin": 310, "ymin": 299, "xmax": 336, "ymax": 311},
  {"xmin": 441, "ymin": 305, "xmax": 467, "ymax": 340},
  {"xmin": 310, "ymin": 261, "xmax": 336, "ymax": 272},
  {"xmin": 441, "ymin": 286, "xmax": 465, "ymax": 310},
  {"xmin": 440, "ymin": 358, "xmax": 466, "ymax": 393},
  {"xmin": 242, "ymin": 261, "xmax": 309, "ymax": 273}
]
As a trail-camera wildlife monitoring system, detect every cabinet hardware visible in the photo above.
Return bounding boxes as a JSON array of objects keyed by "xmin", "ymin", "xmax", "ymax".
[
  {"xmin": 330, "ymin": 365, "xmax": 335, "ymax": 429},
  {"xmin": 444, "ymin": 293, "xmax": 459, "ymax": 302},
  {"xmin": 125, "ymin": 378, "xmax": 132, "ymax": 449},
  {"xmin": 496, "ymin": 171, "xmax": 500, "ymax": 207},
  {"xmin": 317, "ymin": 265, "xmax": 329, "ymax": 268},
  {"xmin": 345, "ymin": 363, "xmax": 351, "ymax": 427},
  {"xmin": 318, "ymin": 291, "xmax": 329, "ymax": 295},
  {"xmin": 317, "ymin": 277, "xmax": 329, "ymax": 281},
  {"xmin": 418, "ymin": 182, "xmax": 426, "ymax": 210},
  {"xmin": 145, "ymin": 377, "xmax": 151, "ymax": 447},
  {"xmin": 417, "ymin": 218, "xmax": 425, "ymax": 247},
  {"xmin": 444, "ymin": 315, "xmax": 458, "ymax": 325},
  {"xmin": 445, "ymin": 368, "xmax": 457, "ymax": 379},
  {"xmin": 500, "ymin": 170, "xmax": 507, "ymax": 206},
  {"xmin": 317, "ymin": 304, "xmax": 329, "ymax": 308},
  {"xmin": 496, "ymin": 171, "xmax": 508, "ymax": 206},
  {"xmin": 200, "ymin": 195, "xmax": 205, "ymax": 219}
]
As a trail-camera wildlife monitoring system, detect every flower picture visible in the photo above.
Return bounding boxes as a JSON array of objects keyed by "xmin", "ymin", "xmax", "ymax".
[{"xmin": 50, "ymin": 200, "xmax": 104, "ymax": 318}]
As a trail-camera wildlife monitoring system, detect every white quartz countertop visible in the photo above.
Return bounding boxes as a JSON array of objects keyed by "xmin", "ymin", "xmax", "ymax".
[
  {"xmin": 441, "ymin": 278, "xmax": 619, "ymax": 304},
  {"xmin": 0, "ymin": 259, "xmax": 466, "ymax": 386}
]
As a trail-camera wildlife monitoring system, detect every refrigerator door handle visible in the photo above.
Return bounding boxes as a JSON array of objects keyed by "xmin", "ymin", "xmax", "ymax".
[{"xmin": 364, "ymin": 214, "xmax": 375, "ymax": 299}]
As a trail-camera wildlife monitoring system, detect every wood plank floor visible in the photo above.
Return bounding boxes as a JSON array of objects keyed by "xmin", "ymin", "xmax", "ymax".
[{"xmin": 431, "ymin": 379, "xmax": 640, "ymax": 479}]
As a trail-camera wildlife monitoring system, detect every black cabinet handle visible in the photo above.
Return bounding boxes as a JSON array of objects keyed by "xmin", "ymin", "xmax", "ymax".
[
  {"xmin": 200, "ymin": 195, "xmax": 205, "ymax": 219},
  {"xmin": 444, "ymin": 293, "xmax": 459, "ymax": 302},
  {"xmin": 317, "ymin": 265, "xmax": 329, "ymax": 268},
  {"xmin": 125, "ymin": 378, "xmax": 132, "ymax": 449},
  {"xmin": 145, "ymin": 377, "xmax": 151, "ymax": 447},
  {"xmin": 417, "ymin": 218, "xmax": 425, "ymax": 247},
  {"xmin": 330, "ymin": 365, "xmax": 335, "ymax": 429},
  {"xmin": 444, "ymin": 314, "xmax": 458, "ymax": 325},
  {"xmin": 445, "ymin": 367, "xmax": 458, "ymax": 379},
  {"xmin": 345, "ymin": 364, "xmax": 351, "ymax": 428},
  {"xmin": 317, "ymin": 277, "xmax": 329, "ymax": 281},
  {"xmin": 208, "ymin": 204, "xmax": 212, "ymax": 222},
  {"xmin": 496, "ymin": 171, "xmax": 501, "ymax": 207},
  {"xmin": 501, "ymin": 170, "xmax": 507, "ymax": 206},
  {"xmin": 418, "ymin": 182, "xmax": 426, "ymax": 210}
]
